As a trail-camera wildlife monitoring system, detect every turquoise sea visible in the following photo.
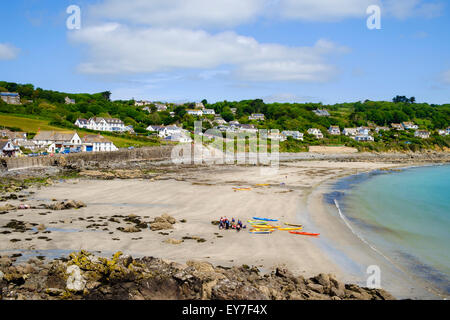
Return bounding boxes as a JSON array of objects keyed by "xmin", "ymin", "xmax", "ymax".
[{"xmin": 328, "ymin": 165, "xmax": 450, "ymax": 296}]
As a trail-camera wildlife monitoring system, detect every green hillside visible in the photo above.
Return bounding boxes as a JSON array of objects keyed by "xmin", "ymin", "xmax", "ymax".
[{"xmin": 0, "ymin": 80, "xmax": 449, "ymax": 152}]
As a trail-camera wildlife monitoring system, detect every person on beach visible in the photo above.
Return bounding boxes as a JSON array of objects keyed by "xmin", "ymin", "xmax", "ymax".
[{"xmin": 236, "ymin": 224, "xmax": 241, "ymax": 232}]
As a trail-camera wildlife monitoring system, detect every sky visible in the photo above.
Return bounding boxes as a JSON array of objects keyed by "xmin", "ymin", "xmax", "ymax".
[{"xmin": 0, "ymin": 0, "xmax": 449, "ymax": 104}]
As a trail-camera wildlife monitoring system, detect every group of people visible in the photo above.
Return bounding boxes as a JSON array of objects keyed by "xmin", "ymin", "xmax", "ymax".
[{"xmin": 219, "ymin": 217, "xmax": 246, "ymax": 232}]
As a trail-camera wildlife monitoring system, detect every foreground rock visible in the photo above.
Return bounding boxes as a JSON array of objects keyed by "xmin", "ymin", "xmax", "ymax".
[
  {"xmin": 45, "ymin": 200, "xmax": 86, "ymax": 210},
  {"xmin": 0, "ymin": 251, "xmax": 395, "ymax": 300}
]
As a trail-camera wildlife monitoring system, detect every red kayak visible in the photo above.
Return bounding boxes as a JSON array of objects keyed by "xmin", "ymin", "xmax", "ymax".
[{"xmin": 289, "ymin": 231, "xmax": 320, "ymax": 237}]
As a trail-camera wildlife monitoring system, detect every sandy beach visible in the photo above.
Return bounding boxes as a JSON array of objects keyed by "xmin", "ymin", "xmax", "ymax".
[{"xmin": 0, "ymin": 160, "xmax": 443, "ymax": 299}]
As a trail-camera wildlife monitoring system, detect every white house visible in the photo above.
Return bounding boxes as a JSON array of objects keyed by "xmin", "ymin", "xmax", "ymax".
[
  {"xmin": 402, "ymin": 122, "xmax": 419, "ymax": 130},
  {"xmin": 0, "ymin": 140, "xmax": 17, "ymax": 157},
  {"xmin": 281, "ymin": 131, "xmax": 303, "ymax": 140},
  {"xmin": 65, "ymin": 96, "xmax": 75, "ymax": 104},
  {"xmin": 75, "ymin": 117, "xmax": 126, "ymax": 132},
  {"xmin": 135, "ymin": 100, "xmax": 151, "ymax": 107},
  {"xmin": 328, "ymin": 126, "xmax": 340, "ymax": 135},
  {"xmin": 164, "ymin": 133, "xmax": 192, "ymax": 143},
  {"xmin": 202, "ymin": 109, "xmax": 215, "ymax": 115},
  {"xmin": 375, "ymin": 126, "xmax": 390, "ymax": 133},
  {"xmin": 343, "ymin": 128, "xmax": 358, "ymax": 136},
  {"xmin": 248, "ymin": 113, "xmax": 265, "ymax": 121},
  {"xmin": 0, "ymin": 92, "xmax": 21, "ymax": 105},
  {"xmin": 354, "ymin": 135, "xmax": 374, "ymax": 142},
  {"xmin": 357, "ymin": 127, "xmax": 370, "ymax": 135},
  {"xmin": 156, "ymin": 103, "xmax": 167, "ymax": 111},
  {"xmin": 195, "ymin": 102, "xmax": 205, "ymax": 109},
  {"xmin": 82, "ymin": 135, "xmax": 118, "ymax": 152},
  {"xmin": 307, "ymin": 128, "xmax": 324, "ymax": 139},
  {"xmin": 391, "ymin": 123, "xmax": 404, "ymax": 131},
  {"xmin": 313, "ymin": 109, "xmax": 330, "ymax": 117},
  {"xmin": 236, "ymin": 124, "xmax": 257, "ymax": 133},
  {"xmin": 186, "ymin": 109, "xmax": 203, "ymax": 116},
  {"xmin": 33, "ymin": 131, "xmax": 82, "ymax": 153},
  {"xmin": 414, "ymin": 130, "xmax": 430, "ymax": 139},
  {"xmin": 214, "ymin": 117, "xmax": 227, "ymax": 125},
  {"xmin": 267, "ymin": 131, "xmax": 286, "ymax": 141},
  {"xmin": 74, "ymin": 119, "xmax": 89, "ymax": 129}
]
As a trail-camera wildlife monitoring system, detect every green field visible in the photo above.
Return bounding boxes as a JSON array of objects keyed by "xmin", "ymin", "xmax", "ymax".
[{"xmin": 0, "ymin": 114, "xmax": 160, "ymax": 148}]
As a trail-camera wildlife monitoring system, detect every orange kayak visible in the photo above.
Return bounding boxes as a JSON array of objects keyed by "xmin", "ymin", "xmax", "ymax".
[{"xmin": 289, "ymin": 231, "xmax": 320, "ymax": 237}]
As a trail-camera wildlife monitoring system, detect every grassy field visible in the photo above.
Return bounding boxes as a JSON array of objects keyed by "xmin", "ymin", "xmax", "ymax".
[{"xmin": 0, "ymin": 114, "xmax": 160, "ymax": 148}]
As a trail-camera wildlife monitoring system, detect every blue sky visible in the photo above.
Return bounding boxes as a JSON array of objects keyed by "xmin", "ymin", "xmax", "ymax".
[{"xmin": 0, "ymin": 0, "xmax": 449, "ymax": 104}]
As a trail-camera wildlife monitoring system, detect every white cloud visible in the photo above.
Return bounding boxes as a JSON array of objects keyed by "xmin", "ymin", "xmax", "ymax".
[
  {"xmin": 0, "ymin": 43, "xmax": 19, "ymax": 60},
  {"xmin": 69, "ymin": 24, "xmax": 348, "ymax": 82},
  {"xmin": 263, "ymin": 93, "xmax": 319, "ymax": 103},
  {"xmin": 278, "ymin": 0, "xmax": 379, "ymax": 21},
  {"xmin": 383, "ymin": 0, "xmax": 444, "ymax": 19},
  {"xmin": 89, "ymin": 0, "xmax": 267, "ymax": 28}
]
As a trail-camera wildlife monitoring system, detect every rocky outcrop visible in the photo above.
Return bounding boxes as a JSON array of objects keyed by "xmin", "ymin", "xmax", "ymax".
[
  {"xmin": 45, "ymin": 200, "xmax": 86, "ymax": 210},
  {"xmin": 0, "ymin": 251, "xmax": 395, "ymax": 300},
  {"xmin": 149, "ymin": 214, "xmax": 176, "ymax": 231}
]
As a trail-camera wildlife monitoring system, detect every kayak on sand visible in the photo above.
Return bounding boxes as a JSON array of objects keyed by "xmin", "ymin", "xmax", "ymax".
[
  {"xmin": 289, "ymin": 231, "xmax": 320, "ymax": 237},
  {"xmin": 253, "ymin": 217, "xmax": 278, "ymax": 222}
]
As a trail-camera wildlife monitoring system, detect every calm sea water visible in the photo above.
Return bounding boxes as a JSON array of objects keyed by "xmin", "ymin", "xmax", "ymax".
[{"xmin": 332, "ymin": 165, "xmax": 450, "ymax": 296}]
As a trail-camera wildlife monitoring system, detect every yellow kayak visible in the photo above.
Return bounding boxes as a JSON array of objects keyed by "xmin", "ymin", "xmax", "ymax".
[
  {"xmin": 233, "ymin": 187, "xmax": 252, "ymax": 191},
  {"xmin": 250, "ymin": 228, "xmax": 277, "ymax": 232},
  {"xmin": 278, "ymin": 227, "xmax": 303, "ymax": 231},
  {"xmin": 252, "ymin": 224, "xmax": 279, "ymax": 229},
  {"xmin": 248, "ymin": 220, "xmax": 268, "ymax": 225},
  {"xmin": 255, "ymin": 184, "xmax": 270, "ymax": 187}
]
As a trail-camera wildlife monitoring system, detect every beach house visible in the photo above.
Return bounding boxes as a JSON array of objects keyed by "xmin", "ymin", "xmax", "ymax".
[
  {"xmin": 354, "ymin": 135, "xmax": 374, "ymax": 142},
  {"xmin": 281, "ymin": 131, "xmax": 304, "ymax": 140},
  {"xmin": 313, "ymin": 109, "xmax": 330, "ymax": 117},
  {"xmin": 65, "ymin": 96, "xmax": 76, "ymax": 104},
  {"xmin": 33, "ymin": 131, "xmax": 82, "ymax": 153},
  {"xmin": 0, "ymin": 92, "xmax": 21, "ymax": 105},
  {"xmin": 248, "ymin": 113, "xmax": 265, "ymax": 121},
  {"xmin": 0, "ymin": 140, "xmax": 17, "ymax": 157},
  {"xmin": 414, "ymin": 130, "xmax": 430, "ymax": 139},
  {"xmin": 202, "ymin": 109, "xmax": 215, "ymax": 115},
  {"xmin": 357, "ymin": 127, "xmax": 370, "ymax": 135},
  {"xmin": 82, "ymin": 135, "xmax": 118, "ymax": 152},
  {"xmin": 402, "ymin": 122, "xmax": 418, "ymax": 130},
  {"xmin": 186, "ymin": 109, "xmax": 203, "ymax": 117},
  {"xmin": 328, "ymin": 126, "xmax": 341, "ymax": 135},
  {"xmin": 343, "ymin": 128, "xmax": 358, "ymax": 136},
  {"xmin": 307, "ymin": 128, "xmax": 324, "ymax": 139},
  {"xmin": 391, "ymin": 123, "xmax": 404, "ymax": 131},
  {"xmin": 74, "ymin": 119, "xmax": 89, "ymax": 129}
]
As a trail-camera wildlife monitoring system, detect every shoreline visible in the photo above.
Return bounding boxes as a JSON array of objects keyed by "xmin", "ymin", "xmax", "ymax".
[{"xmin": 306, "ymin": 163, "xmax": 448, "ymax": 299}]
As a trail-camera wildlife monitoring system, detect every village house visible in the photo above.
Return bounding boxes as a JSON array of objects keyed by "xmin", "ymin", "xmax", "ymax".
[
  {"xmin": 0, "ymin": 130, "xmax": 27, "ymax": 143},
  {"xmin": 248, "ymin": 113, "xmax": 265, "ymax": 121},
  {"xmin": 214, "ymin": 116, "xmax": 227, "ymax": 125},
  {"xmin": 414, "ymin": 130, "xmax": 430, "ymax": 139},
  {"xmin": 342, "ymin": 128, "xmax": 358, "ymax": 136},
  {"xmin": 65, "ymin": 96, "xmax": 75, "ymax": 105},
  {"xmin": 124, "ymin": 125, "xmax": 135, "ymax": 134},
  {"xmin": 267, "ymin": 131, "xmax": 286, "ymax": 141},
  {"xmin": 202, "ymin": 109, "xmax": 215, "ymax": 115},
  {"xmin": 313, "ymin": 109, "xmax": 330, "ymax": 117},
  {"xmin": 75, "ymin": 117, "xmax": 126, "ymax": 132},
  {"xmin": 164, "ymin": 132, "xmax": 192, "ymax": 143},
  {"xmin": 186, "ymin": 109, "xmax": 203, "ymax": 117},
  {"xmin": 375, "ymin": 126, "xmax": 390, "ymax": 133},
  {"xmin": 195, "ymin": 102, "xmax": 205, "ymax": 109},
  {"xmin": 391, "ymin": 123, "xmax": 404, "ymax": 131},
  {"xmin": 307, "ymin": 128, "xmax": 324, "ymax": 139},
  {"xmin": 328, "ymin": 126, "xmax": 340, "ymax": 135},
  {"xmin": 281, "ymin": 131, "xmax": 304, "ymax": 140},
  {"xmin": 134, "ymin": 100, "xmax": 151, "ymax": 107},
  {"xmin": 16, "ymin": 140, "xmax": 39, "ymax": 151},
  {"xmin": 402, "ymin": 122, "xmax": 418, "ymax": 130},
  {"xmin": 146, "ymin": 125, "xmax": 184, "ymax": 138},
  {"xmin": 229, "ymin": 120, "xmax": 240, "ymax": 126},
  {"xmin": 82, "ymin": 135, "xmax": 118, "ymax": 152},
  {"xmin": 357, "ymin": 127, "xmax": 370, "ymax": 135},
  {"xmin": 0, "ymin": 92, "xmax": 21, "ymax": 105},
  {"xmin": 74, "ymin": 119, "xmax": 89, "ymax": 129},
  {"xmin": 230, "ymin": 108, "xmax": 237, "ymax": 114},
  {"xmin": 0, "ymin": 140, "xmax": 17, "ymax": 157},
  {"xmin": 236, "ymin": 124, "xmax": 257, "ymax": 133},
  {"xmin": 33, "ymin": 131, "xmax": 82, "ymax": 153},
  {"xmin": 354, "ymin": 135, "xmax": 374, "ymax": 142},
  {"xmin": 156, "ymin": 103, "xmax": 167, "ymax": 111}
]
